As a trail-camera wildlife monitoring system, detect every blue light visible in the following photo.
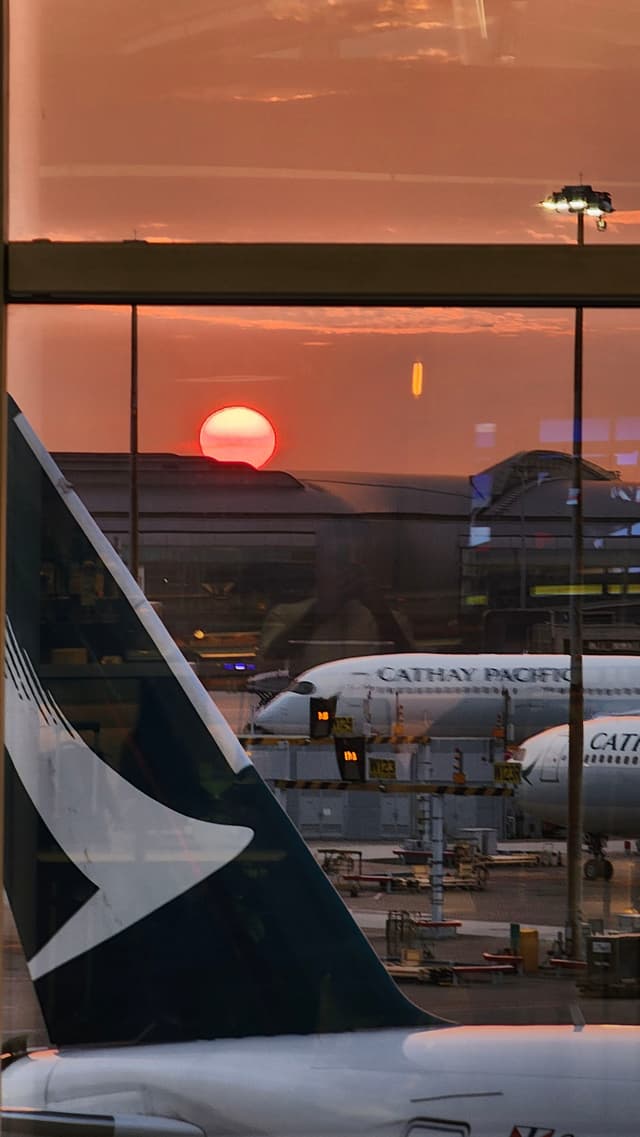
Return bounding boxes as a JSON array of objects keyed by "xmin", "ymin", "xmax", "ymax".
[{"xmin": 469, "ymin": 525, "xmax": 491, "ymax": 547}]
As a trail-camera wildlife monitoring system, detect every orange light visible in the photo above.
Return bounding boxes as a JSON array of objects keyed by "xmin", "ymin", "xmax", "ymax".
[
  {"xmin": 199, "ymin": 406, "xmax": 277, "ymax": 468},
  {"xmin": 411, "ymin": 361, "xmax": 423, "ymax": 399},
  {"xmin": 344, "ymin": 750, "xmax": 358, "ymax": 762}
]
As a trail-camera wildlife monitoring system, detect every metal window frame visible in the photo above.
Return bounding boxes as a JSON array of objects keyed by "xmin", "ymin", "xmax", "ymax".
[{"xmin": 7, "ymin": 240, "xmax": 640, "ymax": 308}]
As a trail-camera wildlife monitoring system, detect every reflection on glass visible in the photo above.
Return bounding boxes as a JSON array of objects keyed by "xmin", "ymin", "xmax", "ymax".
[
  {"xmin": 10, "ymin": 304, "xmax": 640, "ymax": 677},
  {"xmin": 9, "ymin": 0, "xmax": 640, "ymax": 241},
  {"xmin": 6, "ymin": 397, "xmax": 429, "ymax": 1054},
  {"xmin": 5, "ymin": 395, "xmax": 640, "ymax": 1137},
  {"xmin": 7, "ymin": 0, "xmax": 640, "ymax": 1098}
]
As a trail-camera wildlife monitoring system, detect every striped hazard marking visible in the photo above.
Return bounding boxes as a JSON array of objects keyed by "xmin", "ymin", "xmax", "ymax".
[
  {"xmin": 272, "ymin": 780, "xmax": 513, "ymax": 795},
  {"xmin": 240, "ymin": 734, "xmax": 431, "ymax": 746}
]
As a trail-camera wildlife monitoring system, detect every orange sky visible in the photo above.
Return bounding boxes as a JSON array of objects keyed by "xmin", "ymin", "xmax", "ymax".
[{"xmin": 8, "ymin": 1, "xmax": 640, "ymax": 476}]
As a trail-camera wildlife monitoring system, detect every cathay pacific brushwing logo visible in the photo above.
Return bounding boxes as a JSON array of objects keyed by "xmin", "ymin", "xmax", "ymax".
[{"xmin": 4, "ymin": 625, "xmax": 254, "ymax": 980}]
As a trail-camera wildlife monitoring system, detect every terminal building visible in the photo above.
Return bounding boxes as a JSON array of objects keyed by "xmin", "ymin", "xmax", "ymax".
[
  {"xmin": 54, "ymin": 446, "xmax": 640, "ymax": 682},
  {"xmin": 46, "ymin": 445, "xmax": 640, "ymax": 844}
]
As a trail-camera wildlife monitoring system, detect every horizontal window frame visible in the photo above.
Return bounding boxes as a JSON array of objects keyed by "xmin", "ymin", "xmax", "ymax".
[{"xmin": 7, "ymin": 241, "xmax": 640, "ymax": 308}]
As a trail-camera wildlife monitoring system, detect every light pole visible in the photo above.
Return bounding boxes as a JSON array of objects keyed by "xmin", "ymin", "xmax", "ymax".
[
  {"xmin": 539, "ymin": 184, "xmax": 614, "ymax": 958},
  {"xmin": 130, "ymin": 304, "xmax": 139, "ymax": 585}
]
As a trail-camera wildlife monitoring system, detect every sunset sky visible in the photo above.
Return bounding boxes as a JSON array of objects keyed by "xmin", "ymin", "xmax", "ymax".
[{"xmin": 8, "ymin": 1, "xmax": 640, "ymax": 477}]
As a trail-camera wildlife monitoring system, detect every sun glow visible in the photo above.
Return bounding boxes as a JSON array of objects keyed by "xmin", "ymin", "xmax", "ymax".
[{"xmin": 199, "ymin": 406, "xmax": 277, "ymax": 468}]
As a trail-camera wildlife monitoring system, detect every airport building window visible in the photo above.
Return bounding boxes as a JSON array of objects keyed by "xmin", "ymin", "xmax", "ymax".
[{"xmin": 7, "ymin": 3, "xmax": 640, "ymax": 1132}]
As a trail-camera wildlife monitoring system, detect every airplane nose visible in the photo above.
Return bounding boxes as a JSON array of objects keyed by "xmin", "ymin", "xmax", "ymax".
[
  {"xmin": 513, "ymin": 738, "xmax": 539, "ymax": 795},
  {"xmin": 254, "ymin": 702, "xmax": 279, "ymax": 732},
  {"xmin": 254, "ymin": 695, "xmax": 295, "ymax": 733}
]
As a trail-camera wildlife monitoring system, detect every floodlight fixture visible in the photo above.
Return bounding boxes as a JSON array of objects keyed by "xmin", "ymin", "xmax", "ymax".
[{"xmin": 539, "ymin": 185, "xmax": 614, "ymax": 230}]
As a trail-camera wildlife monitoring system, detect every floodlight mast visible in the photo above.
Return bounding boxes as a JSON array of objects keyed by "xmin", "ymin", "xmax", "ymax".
[
  {"xmin": 540, "ymin": 185, "xmax": 614, "ymax": 230},
  {"xmin": 539, "ymin": 183, "xmax": 614, "ymax": 960}
]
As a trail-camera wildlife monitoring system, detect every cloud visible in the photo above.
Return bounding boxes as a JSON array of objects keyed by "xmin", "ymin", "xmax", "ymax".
[
  {"xmin": 609, "ymin": 211, "xmax": 640, "ymax": 226},
  {"xmin": 524, "ymin": 226, "xmax": 576, "ymax": 244},
  {"xmin": 136, "ymin": 304, "xmax": 573, "ymax": 338},
  {"xmin": 394, "ymin": 47, "xmax": 459, "ymax": 62},
  {"xmin": 233, "ymin": 91, "xmax": 333, "ymax": 103},
  {"xmin": 178, "ymin": 374, "xmax": 287, "ymax": 383},
  {"xmin": 175, "ymin": 86, "xmax": 341, "ymax": 104}
]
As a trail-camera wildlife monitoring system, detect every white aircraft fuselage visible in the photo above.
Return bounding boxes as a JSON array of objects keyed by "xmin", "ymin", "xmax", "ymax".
[
  {"xmin": 254, "ymin": 652, "xmax": 640, "ymax": 742},
  {"xmin": 5, "ymin": 1026, "xmax": 640, "ymax": 1137},
  {"xmin": 517, "ymin": 715, "xmax": 640, "ymax": 836}
]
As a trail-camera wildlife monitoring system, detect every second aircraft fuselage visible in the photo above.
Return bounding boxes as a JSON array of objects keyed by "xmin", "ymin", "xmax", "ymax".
[{"xmin": 517, "ymin": 715, "xmax": 640, "ymax": 836}]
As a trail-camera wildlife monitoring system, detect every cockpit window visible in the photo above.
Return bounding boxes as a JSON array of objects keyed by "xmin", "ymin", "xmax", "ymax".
[{"xmin": 291, "ymin": 680, "xmax": 316, "ymax": 695}]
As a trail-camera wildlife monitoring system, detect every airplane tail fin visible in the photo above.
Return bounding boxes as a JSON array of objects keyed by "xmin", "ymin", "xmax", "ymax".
[{"xmin": 4, "ymin": 397, "xmax": 439, "ymax": 1047}]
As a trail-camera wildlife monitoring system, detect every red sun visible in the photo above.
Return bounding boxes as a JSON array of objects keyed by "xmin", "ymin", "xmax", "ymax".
[{"xmin": 199, "ymin": 406, "xmax": 277, "ymax": 468}]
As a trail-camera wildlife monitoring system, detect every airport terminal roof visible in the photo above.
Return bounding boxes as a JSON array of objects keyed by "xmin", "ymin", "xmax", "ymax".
[{"xmin": 54, "ymin": 449, "xmax": 636, "ymax": 529}]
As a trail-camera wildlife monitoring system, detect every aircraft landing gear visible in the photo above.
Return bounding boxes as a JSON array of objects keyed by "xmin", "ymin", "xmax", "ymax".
[{"xmin": 583, "ymin": 834, "xmax": 613, "ymax": 881}]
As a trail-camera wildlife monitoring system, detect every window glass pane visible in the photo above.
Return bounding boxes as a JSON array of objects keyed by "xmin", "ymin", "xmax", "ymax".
[
  {"xmin": 7, "ymin": 305, "xmax": 131, "ymax": 448},
  {"xmin": 12, "ymin": 303, "xmax": 640, "ymax": 677},
  {"xmin": 5, "ymin": 400, "xmax": 413, "ymax": 1051},
  {"xmin": 9, "ymin": 0, "xmax": 640, "ymax": 241},
  {"xmin": 7, "ymin": 303, "xmax": 640, "ymax": 1125}
]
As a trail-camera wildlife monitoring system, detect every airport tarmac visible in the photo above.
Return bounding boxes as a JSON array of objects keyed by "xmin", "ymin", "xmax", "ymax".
[
  {"xmin": 345, "ymin": 851, "xmax": 640, "ymax": 933},
  {"xmin": 319, "ymin": 842, "xmax": 640, "ymax": 1028},
  {"xmin": 3, "ymin": 848, "xmax": 640, "ymax": 1046}
]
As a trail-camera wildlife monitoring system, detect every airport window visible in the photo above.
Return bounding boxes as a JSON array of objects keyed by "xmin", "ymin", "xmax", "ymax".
[{"xmin": 7, "ymin": 3, "xmax": 640, "ymax": 1133}]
